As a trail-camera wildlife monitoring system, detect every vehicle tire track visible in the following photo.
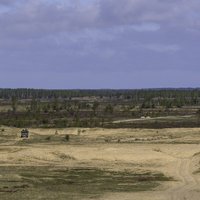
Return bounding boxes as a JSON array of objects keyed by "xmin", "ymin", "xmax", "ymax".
[{"xmin": 167, "ymin": 156, "xmax": 199, "ymax": 200}]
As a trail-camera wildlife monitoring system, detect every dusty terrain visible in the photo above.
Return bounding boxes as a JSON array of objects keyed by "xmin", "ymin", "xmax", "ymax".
[{"xmin": 0, "ymin": 127, "xmax": 200, "ymax": 200}]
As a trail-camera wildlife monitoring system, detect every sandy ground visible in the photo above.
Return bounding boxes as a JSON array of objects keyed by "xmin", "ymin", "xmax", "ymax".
[{"xmin": 0, "ymin": 127, "xmax": 200, "ymax": 200}]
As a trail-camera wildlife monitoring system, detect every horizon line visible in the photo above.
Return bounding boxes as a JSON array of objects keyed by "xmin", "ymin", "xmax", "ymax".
[{"xmin": 1, "ymin": 87, "xmax": 200, "ymax": 91}]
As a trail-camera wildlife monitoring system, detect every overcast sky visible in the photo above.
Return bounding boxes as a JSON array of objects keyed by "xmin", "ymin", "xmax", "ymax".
[{"xmin": 0, "ymin": 0, "xmax": 199, "ymax": 89}]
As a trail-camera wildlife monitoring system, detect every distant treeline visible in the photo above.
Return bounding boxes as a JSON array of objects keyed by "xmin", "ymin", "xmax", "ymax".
[
  {"xmin": 1, "ymin": 88, "xmax": 200, "ymax": 106},
  {"xmin": 0, "ymin": 88, "xmax": 200, "ymax": 98}
]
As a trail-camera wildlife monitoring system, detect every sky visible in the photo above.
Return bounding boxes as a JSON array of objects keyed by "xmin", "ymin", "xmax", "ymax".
[{"xmin": 0, "ymin": 0, "xmax": 200, "ymax": 89}]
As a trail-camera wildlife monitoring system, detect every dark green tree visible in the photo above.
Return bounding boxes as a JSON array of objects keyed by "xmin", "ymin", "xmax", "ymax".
[{"xmin": 11, "ymin": 96, "xmax": 18, "ymax": 113}]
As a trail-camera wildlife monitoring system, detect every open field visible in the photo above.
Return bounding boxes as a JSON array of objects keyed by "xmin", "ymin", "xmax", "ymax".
[{"xmin": 0, "ymin": 126, "xmax": 200, "ymax": 199}]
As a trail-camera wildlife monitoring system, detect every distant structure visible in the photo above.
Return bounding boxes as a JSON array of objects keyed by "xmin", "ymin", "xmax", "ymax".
[{"xmin": 21, "ymin": 129, "xmax": 29, "ymax": 138}]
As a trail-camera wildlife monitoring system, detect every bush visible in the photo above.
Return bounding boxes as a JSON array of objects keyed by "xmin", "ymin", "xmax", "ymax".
[
  {"xmin": 46, "ymin": 136, "xmax": 51, "ymax": 141},
  {"xmin": 65, "ymin": 134, "xmax": 70, "ymax": 141}
]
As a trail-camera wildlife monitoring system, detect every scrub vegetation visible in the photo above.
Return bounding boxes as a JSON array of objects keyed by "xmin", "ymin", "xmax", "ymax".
[{"xmin": 0, "ymin": 88, "xmax": 200, "ymax": 128}]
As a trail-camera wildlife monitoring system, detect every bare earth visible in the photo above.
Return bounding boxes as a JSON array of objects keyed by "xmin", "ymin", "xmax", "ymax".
[{"xmin": 0, "ymin": 127, "xmax": 200, "ymax": 200}]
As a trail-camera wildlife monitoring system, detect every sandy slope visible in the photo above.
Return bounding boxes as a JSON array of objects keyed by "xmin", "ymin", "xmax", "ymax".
[
  {"xmin": 99, "ymin": 149, "xmax": 200, "ymax": 200},
  {"xmin": 0, "ymin": 127, "xmax": 200, "ymax": 199}
]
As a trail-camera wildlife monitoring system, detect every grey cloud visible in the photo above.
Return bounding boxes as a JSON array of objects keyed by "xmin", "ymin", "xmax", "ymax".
[
  {"xmin": 131, "ymin": 23, "xmax": 160, "ymax": 32},
  {"xmin": 0, "ymin": 0, "xmax": 16, "ymax": 5},
  {"xmin": 1, "ymin": 0, "xmax": 200, "ymax": 41},
  {"xmin": 0, "ymin": 0, "xmax": 200, "ymax": 88},
  {"xmin": 144, "ymin": 44, "xmax": 181, "ymax": 53},
  {"xmin": 99, "ymin": 0, "xmax": 200, "ymax": 30},
  {"xmin": 0, "ymin": 0, "xmax": 100, "ymax": 40}
]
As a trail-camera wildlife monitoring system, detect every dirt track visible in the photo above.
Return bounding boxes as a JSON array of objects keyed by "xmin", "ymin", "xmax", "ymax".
[
  {"xmin": 168, "ymin": 157, "xmax": 199, "ymax": 200},
  {"xmin": 100, "ymin": 150, "xmax": 200, "ymax": 200}
]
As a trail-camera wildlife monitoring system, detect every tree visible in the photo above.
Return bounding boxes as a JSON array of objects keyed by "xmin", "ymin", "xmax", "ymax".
[
  {"xmin": 31, "ymin": 98, "xmax": 37, "ymax": 112},
  {"xmin": 11, "ymin": 96, "xmax": 18, "ymax": 113},
  {"xmin": 104, "ymin": 104, "xmax": 113, "ymax": 114},
  {"xmin": 92, "ymin": 101, "xmax": 99, "ymax": 116},
  {"xmin": 197, "ymin": 109, "xmax": 200, "ymax": 123},
  {"xmin": 53, "ymin": 97, "xmax": 59, "ymax": 111}
]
